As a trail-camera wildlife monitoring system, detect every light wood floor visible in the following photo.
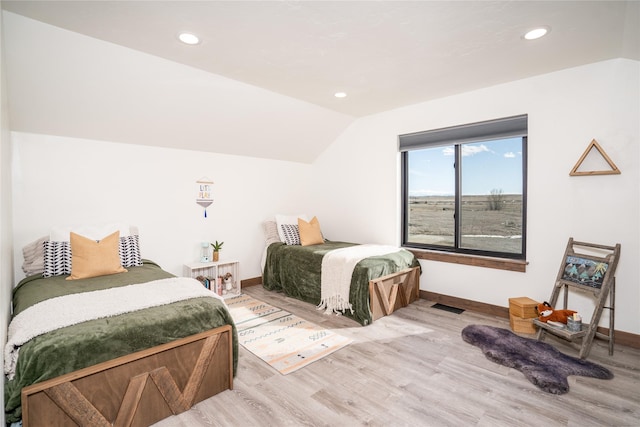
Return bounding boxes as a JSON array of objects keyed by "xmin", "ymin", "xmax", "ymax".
[{"xmin": 155, "ymin": 286, "xmax": 640, "ymax": 427}]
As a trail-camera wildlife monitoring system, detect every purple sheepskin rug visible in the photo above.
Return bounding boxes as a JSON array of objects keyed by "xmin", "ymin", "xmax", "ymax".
[{"xmin": 461, "ymin": 324, "xmax": 613, "ymax": 394}]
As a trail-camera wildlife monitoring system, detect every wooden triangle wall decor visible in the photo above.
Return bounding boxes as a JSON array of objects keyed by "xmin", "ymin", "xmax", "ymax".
[{"xmin": 570, "ymin": 139, "xmax": 621, "ymax": 176}]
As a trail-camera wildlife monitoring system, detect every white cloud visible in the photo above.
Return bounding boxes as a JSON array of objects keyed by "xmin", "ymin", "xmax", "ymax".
[
  {"xmin": 463, "ymin": 144, "xmax": 489, "ymax": 156},
  {"xmin": 504, "ymin": 152, "xmax": 516, "ymax": 158},
  {"xmin": 443, "ymin": 144, "xmax": 490, "ymax": 157}
]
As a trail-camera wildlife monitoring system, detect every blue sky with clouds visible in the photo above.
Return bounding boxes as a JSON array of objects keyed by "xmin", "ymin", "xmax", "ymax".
[{"xmin": 408, "ymin": 137, "xmax": 523, "ymax": 196}]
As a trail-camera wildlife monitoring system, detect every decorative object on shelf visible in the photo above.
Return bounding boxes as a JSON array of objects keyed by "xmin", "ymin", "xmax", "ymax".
[
  {"xmin": 223, "ymin": 272, "xmax": 233, "ymax": 291},
  {"xmin": 195, "ymin": 275, "xmax": 211, "ymax": 290},
  {"xmin": 216, "ymin": 277, "xmax": 223, "ymax": 296},
  {"xmin": 196, "ymin": 177, "xmax": 214, "ymax": 217},
  {"xmin": 570, "ymin": 139, "xmax": 621, "ymax": 176},
  {"xmin": 210, "ymin": 240, "xmax": 224, "ymax": 262},
  {"xmin": 536, "ymin": 301, "xmax": 576, "ymax": 324},
  {"xmin": 567, "ymin": 314, "xmax": 582, "ymax": 332},
  {"xmin": 200, "ymin": 242, "xmax": 210, "ymax": 262}
]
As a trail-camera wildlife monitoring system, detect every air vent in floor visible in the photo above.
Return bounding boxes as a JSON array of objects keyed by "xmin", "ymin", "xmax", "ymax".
[{"xmin": 431, "ymin": 303, "xmax": 465, "ymax": 314}]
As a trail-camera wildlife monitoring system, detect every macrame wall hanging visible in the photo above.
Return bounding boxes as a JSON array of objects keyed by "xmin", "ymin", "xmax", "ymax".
[{"xmin": 196, "ymin": 177, "xmax": 214, "ymax": 218}]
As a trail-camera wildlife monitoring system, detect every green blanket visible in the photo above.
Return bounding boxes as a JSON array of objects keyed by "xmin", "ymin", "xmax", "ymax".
[
  {"xmin": 5, "ymin": 261, "xmax": 238, "ymax": 424},
  {"xmin": 263, "ymin": 242, "xmax": 420, "ymax": 326}
]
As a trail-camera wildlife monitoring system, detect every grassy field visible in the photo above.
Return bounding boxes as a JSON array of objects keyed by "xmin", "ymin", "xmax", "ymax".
[{"xmin": 407, "ymin": 194, "xmax": 523, "ymax": 253}]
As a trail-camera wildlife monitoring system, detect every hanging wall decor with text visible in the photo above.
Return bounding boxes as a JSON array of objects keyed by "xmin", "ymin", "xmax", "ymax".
[{"xmin": 196, "ymin": 177, "xmax": 214, "ymax": 217}]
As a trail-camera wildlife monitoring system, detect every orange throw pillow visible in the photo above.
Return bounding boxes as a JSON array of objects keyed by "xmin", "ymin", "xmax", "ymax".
[
  {"xmin": 66, "ymin": 231, "xmax": 127, "ymax": 280},
  {"xmin": 298, "ymin": 216, "xmax": 324, "ymax": 246}
]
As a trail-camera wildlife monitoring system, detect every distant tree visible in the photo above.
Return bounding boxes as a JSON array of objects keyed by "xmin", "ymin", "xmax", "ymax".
[{"xmin": 488, "ymin": 188, "xmax": 504, "ymax": 211}]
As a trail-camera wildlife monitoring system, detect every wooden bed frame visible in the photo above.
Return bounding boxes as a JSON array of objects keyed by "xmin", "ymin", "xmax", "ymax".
[
  {"xmin": 369, "ymin": 266, "xmax": 420, "ymax": 321},
  {"xmin": 21, "ymin": 325, "xmax": 233, "ymax": 427}
]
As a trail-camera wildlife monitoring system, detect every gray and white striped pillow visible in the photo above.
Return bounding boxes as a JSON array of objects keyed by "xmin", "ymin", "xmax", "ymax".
[
  {"xmin": 42, "ymin": 240, "xmax": 71, "ymax": 277},
  {"xmin": 119, "ymin": 234, "xmax": 143, "ymax": 268},
  {"xmin": 280, "ymin": 224, "xmax": 301, "ymax": 246}
]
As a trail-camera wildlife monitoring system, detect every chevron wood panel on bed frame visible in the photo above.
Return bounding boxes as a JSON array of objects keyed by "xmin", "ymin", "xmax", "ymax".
[
  {"xmin": 369, "ymin": 267, "xmax": 420, "ymax": 321},
  {"xmin": 21, "ymin": 325, "xmax": 233, "ymax": 427}
]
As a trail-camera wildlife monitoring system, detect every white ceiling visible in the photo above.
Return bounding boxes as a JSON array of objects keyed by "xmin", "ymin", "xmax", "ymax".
[{"xmin": 2, "ymin": 1, "xmax": 638, "ymax": 162}]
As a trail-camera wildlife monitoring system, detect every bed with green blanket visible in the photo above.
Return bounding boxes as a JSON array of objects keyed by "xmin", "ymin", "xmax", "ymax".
[
  {"xmin": 5, "ymin": 260, "xmax": 238, "ymax": 425},
  {"xmin": 262, "ymin": 241, "xmax": 420, "ymax": 326}
]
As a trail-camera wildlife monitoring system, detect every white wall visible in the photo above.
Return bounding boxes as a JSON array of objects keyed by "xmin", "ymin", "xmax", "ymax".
[
  {"xmin": 312, "ymin": 59, "xmax": 640, "ymax": 335},
  {"xmin": 11, "ymin": 133, "xmax": 313, "ymax": 282},
  {"xmin": 0, "ymin": 2, "xmax": 13, "ymax": 423}
]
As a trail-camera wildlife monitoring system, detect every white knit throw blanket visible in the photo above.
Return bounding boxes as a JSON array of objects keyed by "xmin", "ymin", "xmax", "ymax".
[
  {"xmin": 4, "ymin": 277, "xmax": 221, "ymax": 379},
  {"xmin": 318, "ymin": 244, "xmax": 401, "ymax": 315}
]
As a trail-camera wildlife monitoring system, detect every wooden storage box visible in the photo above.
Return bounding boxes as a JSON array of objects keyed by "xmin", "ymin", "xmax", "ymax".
[
  {"xmin": 508, "ymin": 297, "xmax": 538, "ymax": 319},
  {"xmin": 509, "ymin": 314, "xmax": 537, "ymax": 334}
]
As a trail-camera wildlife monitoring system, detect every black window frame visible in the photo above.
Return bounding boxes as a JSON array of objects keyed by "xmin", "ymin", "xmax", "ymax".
[{"xmin": 400, "ymin": 115, "xmax": 528, "ymax": 261}]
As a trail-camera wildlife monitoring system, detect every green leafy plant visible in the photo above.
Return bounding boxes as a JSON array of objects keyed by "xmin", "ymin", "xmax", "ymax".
[{"xmin": 210, "ymin": 241, "xmax": 224, "ymax": 251}]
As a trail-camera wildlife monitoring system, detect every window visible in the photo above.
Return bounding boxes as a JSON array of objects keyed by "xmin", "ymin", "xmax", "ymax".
[{"xmin": 400, "ymin": 115, "xmax": 527, "ymax": 260}]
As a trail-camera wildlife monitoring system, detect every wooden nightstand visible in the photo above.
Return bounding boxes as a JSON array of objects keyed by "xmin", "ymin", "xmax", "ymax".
[{"xmin": 183, "ymin": 260, "xmax": 240, "ymax": 298}]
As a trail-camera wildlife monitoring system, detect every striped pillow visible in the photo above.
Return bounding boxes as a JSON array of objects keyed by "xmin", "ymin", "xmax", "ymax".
[
  {"xmin": 281, "ymin": 224, "xmax": 301, "ymax": 245},
  {"xmin": 119, "ymin": 234, "xmax": 143, "ymax": 268},
  {"xmin": 42, "ymin": 240, "xmax": 71, "ymax": 277}
]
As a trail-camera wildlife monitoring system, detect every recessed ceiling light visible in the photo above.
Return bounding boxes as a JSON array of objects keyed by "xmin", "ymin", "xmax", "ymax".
[
  {"xmin": 334, "ymin": 92, "xmax": 347, "ymax": 98},
  {"xmin": 523, "ymin": 27, "xmax": 550, "ymax": 40},
  {"xmin": 178, "ymin": 32, "xmax": 200, "ymax": 45}
]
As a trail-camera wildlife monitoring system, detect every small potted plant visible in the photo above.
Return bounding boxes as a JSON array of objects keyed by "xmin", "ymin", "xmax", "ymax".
[{"xmin": 210, "ymin": 240, "xmax": 224, "ymax": 262}]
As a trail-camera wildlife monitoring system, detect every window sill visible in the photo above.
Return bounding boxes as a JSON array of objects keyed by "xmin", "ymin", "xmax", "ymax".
[{"xmin": 407, "ymin": 249, "xmax": 528, "ymax": 272}]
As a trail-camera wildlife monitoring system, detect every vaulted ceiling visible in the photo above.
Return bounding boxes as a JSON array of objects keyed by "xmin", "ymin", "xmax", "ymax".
[{"xmin": 2, "ymin": 1, "xmax": 638, "ymax": 163}]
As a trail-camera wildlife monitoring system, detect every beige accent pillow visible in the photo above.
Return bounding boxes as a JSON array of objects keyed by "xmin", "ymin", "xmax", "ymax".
[
  {"xmin": 66, "ymin": 231, "xmax": 127, "ymax": 280},
  {"xmin": 298, "ymin": 216, "xmax": 324, "ymax": 246},
  {"xmin": 262, "ymin": 220, "xmax": 281, "ymax": 246},
  {"xmin": 22, "ymin": 236, "xmax": 47, "ymax": 276}
]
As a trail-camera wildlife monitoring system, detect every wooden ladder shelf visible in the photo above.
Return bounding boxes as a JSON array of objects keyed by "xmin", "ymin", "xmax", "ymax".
[{"xmin": 534, "ymin": 238, "xmax": 620, "ymax": 359}]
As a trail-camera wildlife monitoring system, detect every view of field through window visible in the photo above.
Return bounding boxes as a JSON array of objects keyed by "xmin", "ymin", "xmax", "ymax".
[
  {"xmin": 406, "ymin": 137, "xmax": 524, "ymax": 255},
  {"xmin": 407, "ymin": 194, "xmax": 523, "ymax": 253}
]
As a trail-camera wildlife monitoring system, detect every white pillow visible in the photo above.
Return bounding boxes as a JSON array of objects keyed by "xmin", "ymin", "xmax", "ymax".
[
  {"xmin": 275, "ymin": 214, "xmax": 308, "ymax": 243},
  {"xmin": 50, "ymin": 222, "xmax": 131, "ymax": 242}
]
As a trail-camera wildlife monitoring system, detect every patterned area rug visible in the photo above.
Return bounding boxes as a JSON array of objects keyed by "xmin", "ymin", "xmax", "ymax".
[{"xmin": 226, "ymin": 294, "xmax": 352, "ymax": 375}]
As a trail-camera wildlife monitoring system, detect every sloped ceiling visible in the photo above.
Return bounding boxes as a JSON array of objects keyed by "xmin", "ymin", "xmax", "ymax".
[{"xmin": 2, "ymin": 1, "xmax": 638, "ymax": 163}]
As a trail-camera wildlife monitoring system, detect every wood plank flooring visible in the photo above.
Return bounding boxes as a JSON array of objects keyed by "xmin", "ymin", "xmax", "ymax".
[{"xmin": 154, "ymin": 286, "xmax": 640, "ymax": 426}]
